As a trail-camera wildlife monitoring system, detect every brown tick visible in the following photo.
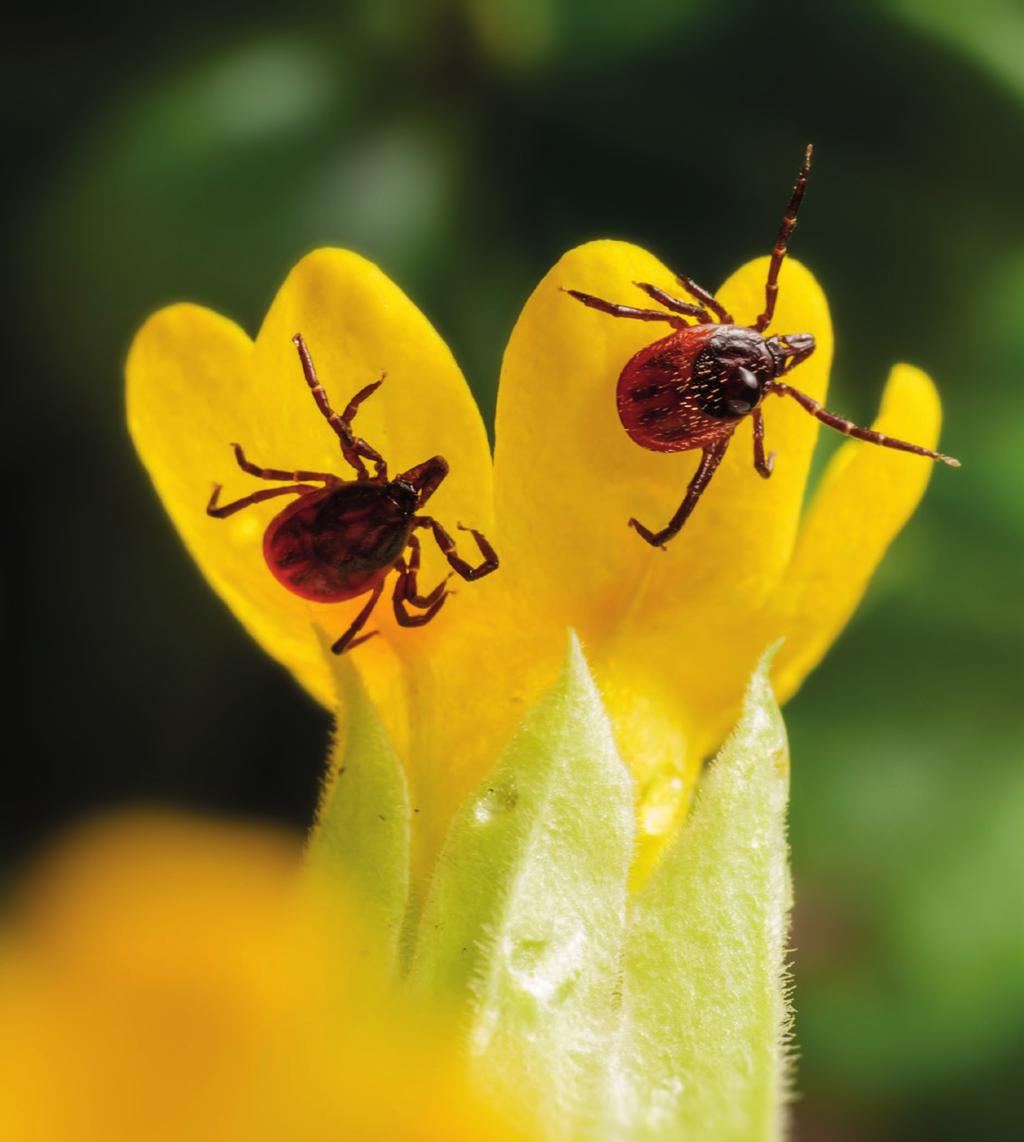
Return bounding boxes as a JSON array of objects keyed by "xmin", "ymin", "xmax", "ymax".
[
  {"xmin": 206, "ymin": 334, "xmax": 498, "ymax": 653},
  {"xmin": 567, "ymin": 145, "xmax": 959, "ymax": 549}
]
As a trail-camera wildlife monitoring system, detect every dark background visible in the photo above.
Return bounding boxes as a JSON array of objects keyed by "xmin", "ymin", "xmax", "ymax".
[{"xmin": 5, "ymin": 2, "xmax": 1023, "ymax": 1139}]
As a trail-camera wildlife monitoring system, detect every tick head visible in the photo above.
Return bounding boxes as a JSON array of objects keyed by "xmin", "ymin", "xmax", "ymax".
[
  {"xmin": 393, "ymin": 455, "xmax": 449, "ymax": 509},
  {"xmin": 766, "ymin": 332, "xmax": 816, "ymax": 376}
]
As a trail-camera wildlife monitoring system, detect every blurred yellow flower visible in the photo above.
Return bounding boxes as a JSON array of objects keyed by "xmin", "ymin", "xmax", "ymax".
[
  {"xmin": 127, "ymin": 243, "xmax": 943, "ymax": 879},
  {"xmin": 0, "ymin": 814, "xmax": 523, "ymax": 1142}
]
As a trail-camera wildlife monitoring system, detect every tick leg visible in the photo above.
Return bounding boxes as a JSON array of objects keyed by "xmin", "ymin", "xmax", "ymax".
[
  {"xmin": 632, "ymin": 282, "xmax": 711, "ymax": 323},
  {"xmin": 230, "ymin": 443, "xmax": 336, "ymax": 483},
  {"xmin": 292, "ymin": 333, "xmax": 388, "ymax": 480},
  {"xmin": 564, "ymin": 290, "xmax": 687, "ymax": 329},
  {"xmin": 755, "ymin": 145, "xmax": 813, "ymax": 333},
  {"xmin": 206, "ymin": 482, "xmax": 316, "ymax": 519},
  {"xmin": 417, "ymin": 518, "xmax": 499, "ymax": 581},
  {"xmin": 331, "ymin": 582, "xmax": 384, "ymax": 655},
  {"xmin": 767, "ymin": 381, "xmax": 960, "ymax": 466},
  {"xmin": 392, "ymin": 566, "xmax": 449, "ymax": 630},
  {"xmin": 676, "ymin": 274, "xmax": 734, "ymax": 324},
  {"xmin": 629, "ymin": 439, "xmax": 730, "ymax": 549},
  {"xmin": 392, "ymin": 562, "xmax": 450, "ymax": 628},
  {"xmin": 393, "ymin": 590, "xmax": 447, "ymax": 628},
  {"xmin": 396, "ymin": 535, "xmax": 450, "ymax": 608},
  {"xmin": 339, "ymin": 380, "xmax": 389, "ymax": 479},
  {"xmin": 752, "ymin": 409, "xmax": 775, "ymax": 478},
  {"xmin": 340, "ymin": 378, "xmax": 383, "ymax": 423}
]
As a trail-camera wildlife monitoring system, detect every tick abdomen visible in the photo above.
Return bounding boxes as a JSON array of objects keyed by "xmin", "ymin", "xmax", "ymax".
[
  {"xmin": 264, "ymin": 483, "xmax": 411, "ymax": 602},
  {"xmin": 617, "ymin": 327, "xmax": 735, "ymax": 453}
]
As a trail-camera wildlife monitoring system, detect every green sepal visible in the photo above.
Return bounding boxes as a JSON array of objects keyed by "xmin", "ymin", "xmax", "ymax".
[
  {"xmin": 408, "ymin": 632, "xmax": 635, "ymax": 1135},
  {"xmin": 305, "ymin": 648, "xmax": 411, "ymax": 969},
  {"xmin": 608, "ymin": 645, "xmax": 792, "ymax": 1141}
]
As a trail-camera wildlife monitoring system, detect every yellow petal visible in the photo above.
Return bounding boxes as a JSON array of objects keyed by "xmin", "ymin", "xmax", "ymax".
[
  {"xmin": 127, "ymin": 302, "xmax": 333, "ymax": 701},
  {"xmin": 127, "ymin": 249, "xmax": 493, "ymax": 709},
  {"xmin": 495, "ymin": 240, "xmax": 688, "ymax": 642},
  {"xmin": 494, "ymin": 243, "xmax": 831, "ymax": 640},
  {"xmin": 768, "ymin": 363, "xmax": 945, "ymax": 702},
  {"xmin": 493, "ymin": 243, "xmax": 832, "ymax": 869}
]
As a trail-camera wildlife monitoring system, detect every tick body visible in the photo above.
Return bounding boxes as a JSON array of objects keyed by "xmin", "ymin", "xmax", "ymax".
[
  {"xmin": 263, "ymin": 481, "xmax": 419, "ymax": 603},
  {"xmin": 206, "ymin": 335, "xmax": 498, "ymax": 653},
  {"xmin": 568, "ymin": 146, "xmax": 959, "ymax": 548}
]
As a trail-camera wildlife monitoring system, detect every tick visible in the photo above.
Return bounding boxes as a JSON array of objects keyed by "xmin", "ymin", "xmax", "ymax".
[
  {"xmin": 206, "ymin": 334, "xmax": 498, "ymax": 653},
  {"xmin": 567, "ymin": 145, "xmax": 959, "ymax": 549}
]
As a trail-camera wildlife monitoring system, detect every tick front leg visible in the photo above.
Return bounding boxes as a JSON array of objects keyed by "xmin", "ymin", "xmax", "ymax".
[
  {"xmin": 340, "ymin": 379, "xmax": 389, "ymax": 480},
  {"xmin": 331, "ymin": 582, "xmax": 384, "ymax": 654},
  {"xmin": 347, "ymin": 436, "xmax": 388, "ymax": 481},
  {"xmin": 755, "ymin": 145, "xmax": 813, "ymax": 333},
  {"xmin": 564, "ymin": 289, "xmax": 687, "ymax": 329},
  {"xmin": 206, "ymin": 482, "xmax": 317, "ymax": 519},
  {"xmin": 230, "ymin": 443, "xmax": 336, "ymax": 484},
  {"xmin": 629, "ymin": 440, "xmax": 730, "ymax": 549},
  {"xmin": 418, "ymin": 519, "xmax": 499, "ymax": 581},
  {"xmin": 752, "ymin": 410, "xmax": 775, "ymax": 478},
  {"xmin": 292, "ymin": 333, "xmax": 388, "ymax": 480},
  {"xmin": 340, "ymin": 377, "xmax": 384, "ymax": 423},
  {"xmin": 767, "ymin": 382, "xmax": 961, "ymax": 466}
]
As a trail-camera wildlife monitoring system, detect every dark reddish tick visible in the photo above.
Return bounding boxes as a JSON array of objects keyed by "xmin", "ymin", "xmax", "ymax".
[
  {"xmin": 206, "ymin": 334, "xmax": 498, "ymax": 653},
  {"xmin": 567, "ymin": 145, "xmax": 960, "ymax": 548}
]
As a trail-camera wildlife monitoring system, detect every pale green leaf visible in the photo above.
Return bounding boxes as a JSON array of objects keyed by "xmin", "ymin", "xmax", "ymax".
[
  {"xmin": 305, "ymin": 649, "xmax": 411, "ymax": 968},
  {"xmin": 606, "ymin": 646, "xmax": 791, "ymax": 1142},
  {"xmin": 408, "ymin": 632, "xmax": 634, "ymax": 1137}
]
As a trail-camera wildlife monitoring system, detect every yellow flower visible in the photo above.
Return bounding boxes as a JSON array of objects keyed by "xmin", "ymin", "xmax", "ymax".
[
  {"xmin": 127, "ymin": 242, "xmax": 943, "ymax": 880},
  {"xmin": 0, "ymin": 813, "xmax": 523, "ymax": 1141}
]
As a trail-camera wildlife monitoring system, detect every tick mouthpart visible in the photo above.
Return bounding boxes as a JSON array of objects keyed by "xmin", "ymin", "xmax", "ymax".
[{"xmin": 767, "ymin": 331, "xmax": 816, "ymax": 374}]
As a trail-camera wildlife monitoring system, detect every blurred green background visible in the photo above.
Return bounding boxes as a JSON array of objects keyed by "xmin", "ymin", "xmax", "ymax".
[{"xmin": 6, "ymin": 1, "xmax": 1023, "ymax": 1138}]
